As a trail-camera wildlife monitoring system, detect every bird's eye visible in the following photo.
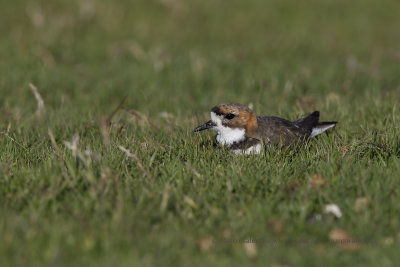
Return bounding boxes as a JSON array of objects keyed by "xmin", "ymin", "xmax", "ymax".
[{"xmin": 225, "ymin": 113, "xmax": 235, "ymax": 120}]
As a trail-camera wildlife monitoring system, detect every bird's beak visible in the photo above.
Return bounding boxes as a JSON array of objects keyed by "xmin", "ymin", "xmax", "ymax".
[{"xmin": 193, "ymin": 120, "xmax": 216, "ymax": 132}]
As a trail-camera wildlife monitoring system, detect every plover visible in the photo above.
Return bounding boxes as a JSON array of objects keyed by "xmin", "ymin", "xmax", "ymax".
[{"xmin": 194, "ymin": 103, "xmax": 337, "ymax": 154}]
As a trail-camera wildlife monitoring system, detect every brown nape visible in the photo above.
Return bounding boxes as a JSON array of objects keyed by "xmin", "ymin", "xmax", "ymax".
[{"xmin": 244, "ymin": 112, "xmax": 258, "ymax": 135}]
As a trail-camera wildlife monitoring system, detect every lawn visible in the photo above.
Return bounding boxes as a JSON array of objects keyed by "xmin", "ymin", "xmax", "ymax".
[{"xmin": 1, "ymin": 0, "xmax": 400, "ymax": 266}]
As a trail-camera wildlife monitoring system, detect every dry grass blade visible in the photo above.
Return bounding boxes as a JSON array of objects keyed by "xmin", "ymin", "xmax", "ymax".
[
  {"xmin": 100, "ymin": 117, "xmax": 111, "ymax": 147},
  {"xmin": 184, "ymin": 196, "xmax": 198, "ymax": 209},
  {"xmin": 99, "ymin": 97, "xmax": 127, "ymax": 147},
  {"xmin": 64, "ymin": 134, "xmax": 79, "ymax": 157},
  {"xmin": 2, "ymin": 132, "xmax": 27, "ymax": 150},
  {"xmin": 125, "ymin": 108, "xmax": 150, "ymax": 125},
  {"xmin": 32, "ymin": 134, "xmax": 49, "ymax": 148},
  {"xmin": 107, "ymin": 96, "xmax": 127, "ymax": 124},
  {"xmin": 47, "ymin": 130, "xmax": 74, "ymax": 182},
  {"xmin": 125, "ymin": 108, "xmax": 144, "ymax": 119},
  {"xmin": 29, "ymin": 83, "xmax": 45, "ymax": 116},
  {"xmin": 118, "ymin": 145, "xmax": 152, "ymax": 179},
  {"xmin": 48, "ymin": 130, "xmax": 64, "ymax": 162},
  {"xmin": 185, "ymin": 162, "xmax": 201, "ymax": 178}
]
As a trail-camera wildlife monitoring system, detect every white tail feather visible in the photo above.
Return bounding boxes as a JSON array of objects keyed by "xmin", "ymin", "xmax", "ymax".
[{"xmin": 311, "ymin": 124, "xmax": 336, "ymax": 138}]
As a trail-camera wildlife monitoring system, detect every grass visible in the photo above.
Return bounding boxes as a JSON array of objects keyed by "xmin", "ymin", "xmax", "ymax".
[{"xmin": 1, "ymin": 0, "xmax": 400, "ymax": 266}]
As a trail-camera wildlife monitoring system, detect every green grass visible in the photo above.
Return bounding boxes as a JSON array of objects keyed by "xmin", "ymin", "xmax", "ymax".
[{"xmin": 1, "ymin": 0, "xmax": 400, "ymax": 266}]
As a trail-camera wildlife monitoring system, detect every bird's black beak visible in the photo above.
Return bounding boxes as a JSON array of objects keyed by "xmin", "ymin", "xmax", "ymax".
[{"xmin": 193, "ymin": 120, "xmax": 216, "ymax": 132}]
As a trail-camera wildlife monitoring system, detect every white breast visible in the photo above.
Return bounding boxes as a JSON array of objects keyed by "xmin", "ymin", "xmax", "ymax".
[{"xmin": 211, "ymin": 112, "xmax": 245, "ymax": 146}]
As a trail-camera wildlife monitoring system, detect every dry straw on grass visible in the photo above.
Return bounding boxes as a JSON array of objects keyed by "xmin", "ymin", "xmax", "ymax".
[{"xmin": 29, "ymin": 83, "xmax": 45, "ymax": 116}]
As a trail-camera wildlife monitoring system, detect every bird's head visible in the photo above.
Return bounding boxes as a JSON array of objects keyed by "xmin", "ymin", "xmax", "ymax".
[{"xmin": 194, "ymin": 103, "xmax": 258, "ymax": 144}]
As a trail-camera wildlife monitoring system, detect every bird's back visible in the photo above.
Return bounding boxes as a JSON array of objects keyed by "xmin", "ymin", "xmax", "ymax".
[
  {"xmin": 253, "ymin": 116, "xmax": 310, "ymax": 146},
  {"xmin": 253, "ymin": 111, "xmax": 336, "ymax": 147}
]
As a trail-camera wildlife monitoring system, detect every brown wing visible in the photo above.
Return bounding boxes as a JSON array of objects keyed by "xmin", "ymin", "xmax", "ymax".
[
  {"xmin": 229, "ymin": 137, "xmax": 261, "ymax": 150},
  {"xmin": 253, "ymin": 116, "xmax": 311, "ymax": 146}
]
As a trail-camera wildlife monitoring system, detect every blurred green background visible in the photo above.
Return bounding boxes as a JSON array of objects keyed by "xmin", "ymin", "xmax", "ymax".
[
  {"xmin": 2, "ymin": 0, "xmax": 399, "ymax": 116},
  {"xmin": 1, "ymin": 0, "xmax": 400, "ymax": 266}
]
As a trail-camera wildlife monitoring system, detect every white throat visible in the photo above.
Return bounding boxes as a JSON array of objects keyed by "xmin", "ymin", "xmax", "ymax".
[{"xmin": 210, "ymin": 112, "xmax": 245, "ymax": 146}]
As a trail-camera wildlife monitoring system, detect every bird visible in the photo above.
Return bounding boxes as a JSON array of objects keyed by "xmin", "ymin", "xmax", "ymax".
[{"xmin": 193, "ymin": 103, "xmax": 337, "ymax": 154}]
